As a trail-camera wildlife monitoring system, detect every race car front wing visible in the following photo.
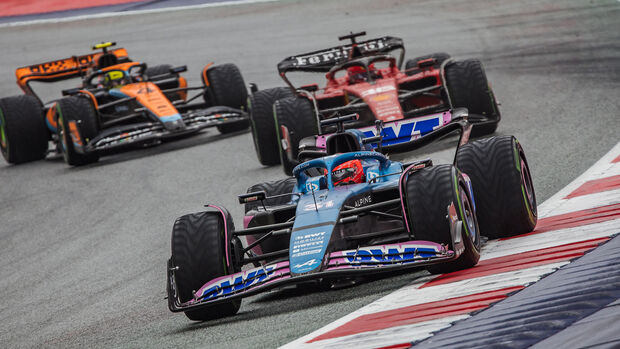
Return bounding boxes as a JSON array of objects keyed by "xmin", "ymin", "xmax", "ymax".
[
  {"xmin": 83, "ymin": 107, "xmax": 247, "ymax": 152},
  {"xmin": 167, "ymin": 239, "xmax": 455, "ymax": 313}
]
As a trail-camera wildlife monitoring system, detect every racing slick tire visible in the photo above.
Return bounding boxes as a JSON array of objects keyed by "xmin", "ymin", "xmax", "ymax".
[
  {"xmin": 245, "ymin": 177, "xmax": 297, "ymax": 213},
  {"xmin": 274, "ymin": 96, "xmax": 319, "ymax": 176},
  {"xmin": 248, "ymin": 87, "xmax": 295, "ymax": 166},
  {"xmin": 245, "ymin": 177, "xmax": 296, "ymax": 257},
  {"xmin": 456, "ymin": 135, "xmax": 537, "ymax": 239},
  {"xmin": 0, "ymin": 95, "xmax": 48, "ymax": 164},
  {"xmin": 404, "ymin": 52, "xmax": 450, "ymax": 75},
  {"xmin": 56, "ymin": 96, "xmax": 100, "ymax": 166},
  {"xmin": 405, "ymin": 164, "xmax": 481, "ymax": 274},
  {"xmin": 171, "ymin": 211, "xmax": 241, "ymax": 321},
  {"xmin": 445, "ymin": 59, "xmax": 500, "ymax": 136},
  {"xmin": 145, "ymin": 64, "xmax": 184, "ymax": 102},
  {"xmin": 205, "ymin": 63, "xmax": 249, "ymax": 134}
]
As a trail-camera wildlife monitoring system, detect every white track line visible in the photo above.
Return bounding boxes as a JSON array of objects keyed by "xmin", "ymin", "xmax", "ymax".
[
  {"xmin": 0, "ymin": 0, "xmax": 279, "ymax": 28},
  {"xmin": 537, "ymin": 142, "xmax": 620, "ymax": 217}
]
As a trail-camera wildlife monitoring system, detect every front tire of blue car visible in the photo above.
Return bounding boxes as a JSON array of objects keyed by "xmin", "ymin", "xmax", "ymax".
[
  {"xmin": 456, "ymin": 135, "xmax": 537, "ymax": 238},
  {"xmin": 171, "ymin": 211, "xmax": 241, "ymax": 321},
  {"xmin": 405, "ymin": 164, "xmax": 481, "ymax": 274}
]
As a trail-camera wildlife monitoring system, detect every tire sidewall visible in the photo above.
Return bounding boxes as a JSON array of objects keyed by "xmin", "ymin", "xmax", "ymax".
[
  {"xmin": 274, "ymin": 96, "xmax": 318, "ymax": 175},
  {"xmin": 56, "ymin": 96, "xmax": 99, "ymax": 165},
  {"xmin": 513, "ymin": 138, "xmax": 538, "ymax": 225}
]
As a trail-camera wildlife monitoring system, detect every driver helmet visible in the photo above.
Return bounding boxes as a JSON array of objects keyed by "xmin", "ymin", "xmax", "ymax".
[
  {"xmin": 347, "ymin": 65, "xmax": 368, "ymax": 83},
  {"xmin": 332, "ymin": 160, "xmax": 365, "ymax": 186},
  {"xmin": 104, "ymin": 70, "xmax": 126, "ymax": 88}
]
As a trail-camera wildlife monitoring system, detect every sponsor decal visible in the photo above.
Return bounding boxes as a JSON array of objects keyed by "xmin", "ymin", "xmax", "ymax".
[
  {"xmin": 200, "ymin": 264, "xmax": 278, "ymax": 300},
  {"xmin": 306, "ymin": 182, "xmax": 319, "ymax": 192},
  {"xmin": 361, "ymin": 114, "xmax": 442, "ymax": 145},
  {"xmin": 95, "ymin": 128, "xmax": 156, "ymax": 148},
  {"xmin": 137, "ymin": 85, "xmax": 155, "ymax": 94},
  {"xmin": 360, "ymin": 85, "xmax": 396, "ymax": 97},
  {"xmin": 372, "ymin": 94, "xmax": 392, "ymax": 102},
  {"xmin": 366, "ymin": 170, "xmax": 379, "ymax": 181},
  {"xmin": 305, "ymin": 175, "xmax": 326, "ymax": 192},
  {"xmin": 294, "ymin": 259, "xmax": 319, "ymax": 269},
  {"xmin": 344, "ymin": 244, "xmax": 439, "ymax": 263},
  {"xmin": 354, "ymin": 195, "xmax": 372, "ymax": 208},
  {"xmin": 293, "ymin": 39, "xmax": 388, "ymax": 67},
  {"xmin": 303, "ymin": 200, "xmax": 334, "ymax": 211},
  {"xmin": 292, "ymin": 232, "xmax": 327, "ymax": 258}
]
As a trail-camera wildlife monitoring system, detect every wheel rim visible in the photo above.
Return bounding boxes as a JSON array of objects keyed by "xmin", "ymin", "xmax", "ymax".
[
  {"xmin": 0, "ymin": 111, "xmax": 7, "ymax": 152},
  {"xmin": 519, "ymin": 150, "xmax": 537, "ymax": 216},
  {"xmin": 459, "ymin": 185, "xmax": 478, "ymax": 246}
]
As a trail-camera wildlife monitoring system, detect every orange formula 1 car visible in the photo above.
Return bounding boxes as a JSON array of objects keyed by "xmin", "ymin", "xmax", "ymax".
[{"xmin": 0, "ymin": 42, "xmax": 249, "ymax": 166}]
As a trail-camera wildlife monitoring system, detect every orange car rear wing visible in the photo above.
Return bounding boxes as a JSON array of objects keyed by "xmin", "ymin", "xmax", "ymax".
[{"xmin": 15, "ymin": 48, "xmax": 129, "ymax": 99}]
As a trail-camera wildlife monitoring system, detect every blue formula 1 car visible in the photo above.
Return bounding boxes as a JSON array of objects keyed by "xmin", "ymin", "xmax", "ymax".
[{"xmin": 167, "ymin": 112, "xmax": 537, "ymax": 321}]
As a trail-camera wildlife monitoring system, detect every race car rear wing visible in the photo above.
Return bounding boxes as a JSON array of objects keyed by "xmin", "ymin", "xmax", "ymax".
[
  {"xmin": 15, "ymin": 48, "xmax": 129, "ymax": 102},
  {"xmin": 277, "ymin": 36, "xmax": 405, "ymax": 74}
]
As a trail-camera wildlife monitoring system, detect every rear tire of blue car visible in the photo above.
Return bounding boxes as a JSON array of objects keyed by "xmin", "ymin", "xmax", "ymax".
[
  {"xmin": 456, "ymin": 135, "xmax": 537, "ymax": 238},
  {"xmin": 405, "ymin": 164, "xmax": 481, "ymax": 274},
  {"xmin": 445, "ymin": 59, "xmax": 500, "ymax": 137},
  {"xmin": 0, "ymin": 95, "xmax": 48, "ymax": 164},
  {"xmin": 171, "ymin": 211, "xmax": 241, "ymax": 321},
  {"xmin": 244, "ymin": 178, "xmax": 296, "ymax": 260},
  {"xmin": 56, "ymin": 96, "xmax": 100, "ymax": 166},
  {"xmin": 245, "ymin": 177, "xmax": 297, "ymax": 213},
  {"xmin": 205, "ymin": 63, "xmax": 249, "ymax": 134},
  {"xmin": 274, "ymin": 96, "xmax": 319, "ymax": 176},
  {"xmin": 248, "ymin": 87, "xmax": 295, "ymax": 166}
]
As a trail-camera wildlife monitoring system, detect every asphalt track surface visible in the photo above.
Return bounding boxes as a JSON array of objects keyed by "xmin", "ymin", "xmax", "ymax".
[{"xmin": 0, "ymin": 0, "xmax": 618, "ymax": 347}]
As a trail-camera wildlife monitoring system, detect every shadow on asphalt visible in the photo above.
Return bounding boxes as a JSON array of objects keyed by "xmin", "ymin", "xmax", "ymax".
[{"xmin": 168, "ymin": 267, "xmax": 430, "ymax": 335}]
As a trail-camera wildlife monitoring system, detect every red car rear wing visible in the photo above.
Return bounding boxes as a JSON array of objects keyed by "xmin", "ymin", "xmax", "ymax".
[
  {"xmin": 15, "ymin": 48, "xmax": 129, "ymax": 100},
  {"xmin": 277, "ymin": 36, "xmax": 404, "ymax": 74}
]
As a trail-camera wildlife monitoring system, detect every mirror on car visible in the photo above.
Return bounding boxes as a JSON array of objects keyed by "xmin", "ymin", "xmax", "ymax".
[{"xmin": 170, "ymin": 65, "xmax": 187, "ymax": 74}]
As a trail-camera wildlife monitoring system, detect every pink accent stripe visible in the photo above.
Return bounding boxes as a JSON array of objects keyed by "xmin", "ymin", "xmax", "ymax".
[
  {"xmin": 398, "ymin": 165, "xmax": 417, "ymax": 233},
  {"xmin": 564, "ymin": 174, "xmax": 620, "ymax": 199},
  {"xmin": 207, "ymin": 205, "xmax": 230, "ymax": 269},
  {"xmin": 501, "ymin": 202, "xmax": 620, "ymax": 240},
  {"xmin": 243, "ymin": 215, "xmax": 253, "ymax": 229},
  {"xmin": 0, "ymin": 0, "xmax": 144, "ymax": 17},
  {"xmin": 612, "ymin": 154, "xmax": 620, "ymax": 163},
  {"xmin": 421, "ymin": 237, "xmax": 609, "ymax": 288},
  {"xmin": 315, "ymin": 135, "xmax": 327, "ymax": 149},
  {"xmin": 307, "ymin": 286, "xmax": 523, "ymax": 343},
  {"xmin": 442, "ymin": 111, "xmax": 452, "ymax": 125}
]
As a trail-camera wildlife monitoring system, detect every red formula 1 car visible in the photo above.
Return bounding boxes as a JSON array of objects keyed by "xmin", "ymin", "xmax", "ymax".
[
  {"xmin": 0, "ymin": 42, "xmax": 248, "ymax": 166},
  {"xmin": 248, "ymin": 32, "xmax": 501, "ymax": 174}
]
